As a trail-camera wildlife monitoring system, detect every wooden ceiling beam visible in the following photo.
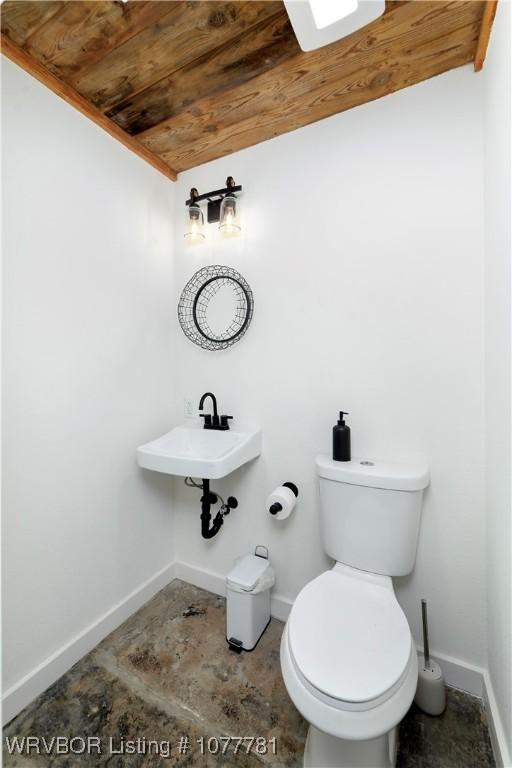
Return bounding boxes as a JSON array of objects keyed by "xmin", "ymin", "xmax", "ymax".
[
  {"xmin": 474, "ymin": 0, "xmax": 498, "ymax": 71},
  {"xmin": 1, "ymin": 35, "xmax": 177, "ymax": 181}
]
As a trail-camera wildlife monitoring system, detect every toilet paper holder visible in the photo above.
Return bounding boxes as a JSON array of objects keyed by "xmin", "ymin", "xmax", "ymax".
[{"xmin": 268, "ymin": 482, "xmax": 299, "ymax": 517}]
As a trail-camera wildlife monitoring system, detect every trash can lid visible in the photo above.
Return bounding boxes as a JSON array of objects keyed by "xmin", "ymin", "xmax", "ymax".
[{"xmin": 227, "ymin": 554, "xmax": 270, "ymax": 591}]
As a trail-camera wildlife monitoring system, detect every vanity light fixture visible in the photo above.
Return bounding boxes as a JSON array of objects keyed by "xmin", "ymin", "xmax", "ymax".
[{"xmin": 184, "ymin": 176, "xmax": 242, "ymax": 242}]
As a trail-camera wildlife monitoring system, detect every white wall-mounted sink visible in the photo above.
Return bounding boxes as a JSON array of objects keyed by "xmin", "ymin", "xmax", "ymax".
[{"xmin": 137, "ymin": 425, "xmax": 262, "ymax": 480}]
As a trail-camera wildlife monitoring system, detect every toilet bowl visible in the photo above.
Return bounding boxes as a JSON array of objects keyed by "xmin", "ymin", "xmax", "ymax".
[
  {"xmin": 280, "ymin": 456, "xmax": 429, "ymax": 767},
  {"xmin": 280, "ymin": 564, "xmax": 418, "ymax": 767}
]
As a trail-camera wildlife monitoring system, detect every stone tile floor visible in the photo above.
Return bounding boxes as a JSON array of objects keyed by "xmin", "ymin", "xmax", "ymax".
[{"xmin": 3, "ymin": 580, "xmax": 495, "ymax": 767}]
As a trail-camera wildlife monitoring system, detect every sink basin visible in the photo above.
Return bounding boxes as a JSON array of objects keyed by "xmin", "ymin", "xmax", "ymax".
[{"xmin": 137, "ymin": 425, "xmax": 262, "ymax": 480}]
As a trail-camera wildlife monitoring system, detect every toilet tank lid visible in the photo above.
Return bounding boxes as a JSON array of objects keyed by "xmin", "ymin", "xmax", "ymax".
[{"xmin": 316, "ymin": 455, "xmax": 429, "ymax": 491}]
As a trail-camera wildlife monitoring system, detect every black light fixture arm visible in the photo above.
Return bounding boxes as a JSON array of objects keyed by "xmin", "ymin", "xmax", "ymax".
[{"xmin": 185, "ymin": 176, "xmax": 242, "ymax": 206}]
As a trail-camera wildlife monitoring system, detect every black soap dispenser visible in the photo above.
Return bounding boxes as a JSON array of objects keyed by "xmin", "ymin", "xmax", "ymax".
[{"xmin": 333, "ymin": 411, "xmax": 351, "ymax": 462}]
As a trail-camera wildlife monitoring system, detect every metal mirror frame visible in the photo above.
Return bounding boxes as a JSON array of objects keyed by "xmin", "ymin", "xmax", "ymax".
[{"xmin": 178, "ymin": 265, "xmax": 254, "ymax": 351}]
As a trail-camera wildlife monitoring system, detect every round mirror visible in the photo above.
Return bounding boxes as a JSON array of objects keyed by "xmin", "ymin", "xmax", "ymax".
[{"xmin": 178, "ymin": 266, "xmax": 254, "ymax": 350}]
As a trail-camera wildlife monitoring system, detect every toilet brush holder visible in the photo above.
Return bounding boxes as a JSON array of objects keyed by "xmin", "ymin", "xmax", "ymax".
[{"xmin": 414, "ymin": 599, "xmax": 446, "ymax": 716}]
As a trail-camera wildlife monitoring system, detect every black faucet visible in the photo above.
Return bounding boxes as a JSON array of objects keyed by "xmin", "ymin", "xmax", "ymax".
[{"xmin": 198, "ymin": 392, "xmax": 233, "ymax": 431}]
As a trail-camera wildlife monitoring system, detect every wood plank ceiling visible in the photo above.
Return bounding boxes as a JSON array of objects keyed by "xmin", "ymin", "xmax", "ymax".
[{"xmin": 1, "ymin": 1, "xmax": 495, "ymax": 180}]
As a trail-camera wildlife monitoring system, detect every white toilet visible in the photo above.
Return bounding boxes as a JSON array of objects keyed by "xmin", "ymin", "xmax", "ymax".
[{"xmin": 280, "ymin": 455, "xmax": 429, "ymax": 768}]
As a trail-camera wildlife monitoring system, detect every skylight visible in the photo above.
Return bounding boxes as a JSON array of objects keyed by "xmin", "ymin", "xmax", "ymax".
[
  {"xmin": 309, "ymin": 0, "xmax": 359, "ymax": 31},
  {"xmin": 284, "ymin": 0, "xmax": 385, "ymax": 51}
]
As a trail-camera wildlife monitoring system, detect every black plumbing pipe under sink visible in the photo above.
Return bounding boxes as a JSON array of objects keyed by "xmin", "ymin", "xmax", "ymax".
[{"xmin": 200, "ymin": 479, "xmax": 224, "ymax": 539}]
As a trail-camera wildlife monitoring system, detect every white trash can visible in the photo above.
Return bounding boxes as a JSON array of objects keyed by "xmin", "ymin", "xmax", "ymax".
[{"xmin": 226, "ymin": 547, "xmax": 275, "ymax": 652}]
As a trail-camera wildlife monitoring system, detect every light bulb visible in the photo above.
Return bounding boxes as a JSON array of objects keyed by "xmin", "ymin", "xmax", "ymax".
[
  {"xmin": 219, "ymin": 194, "xmax": 241, "ymax": 237},
  {"xmin": 184, "ymin": 204, "xmax": 205, "ymax": 244}
]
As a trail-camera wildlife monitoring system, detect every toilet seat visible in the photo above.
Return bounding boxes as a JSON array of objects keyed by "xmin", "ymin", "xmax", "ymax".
[
  {"xmin": 288, "ymin": 564, "xmax": 412, "ymax": 708},
  {"xmin": 280, "ymin": 564, "xmax": 418, "ymax": 742}
]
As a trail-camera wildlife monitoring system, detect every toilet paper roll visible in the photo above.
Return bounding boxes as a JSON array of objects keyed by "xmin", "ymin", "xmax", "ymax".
[{"xmin": 266, "ymin": 484, "xmax": 298, "ymax": 521}]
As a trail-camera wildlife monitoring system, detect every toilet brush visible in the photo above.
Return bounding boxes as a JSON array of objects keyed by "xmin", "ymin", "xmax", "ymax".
[{"xmin": 414, "ymin": 599, "xmax": 446, "ymax": 715}]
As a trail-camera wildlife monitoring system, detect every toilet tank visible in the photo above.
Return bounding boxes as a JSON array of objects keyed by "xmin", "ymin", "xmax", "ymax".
[{"xmin": 316, "ymin": 455, "xmax": 429, "ymax": 576}]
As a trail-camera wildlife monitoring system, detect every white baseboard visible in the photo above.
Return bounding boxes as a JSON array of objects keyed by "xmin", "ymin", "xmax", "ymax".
[
  {"xmin": 173, "ymin": 560, "xmax": 293, "ymax": 622},
  {"xmin": 174, "ymin": 561, "xmax": 226, "ymax": 598},
  {"xmin": 482, "ymin": 670, "xmax": 512, "ymax": 768},
  {"xmin": 2, "ymin": 561, "xmax": 177, "ymax": 726},
  {"xmin": 420, "ymin": 647, "xmax": 484, "ymax": 697},
  {"xmin": 413, "ymin": 648, "xmax": 511, "ymax": 767}
]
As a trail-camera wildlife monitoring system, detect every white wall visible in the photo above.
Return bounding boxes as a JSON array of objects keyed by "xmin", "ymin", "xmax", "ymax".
[
  {"xmin": 171, "ymin": 67, "xmax": 487, "ymax": 670},
  {"xmin": 3, "ymin": 44, "xmax": 497, "ymax": 729},
  {"xmin": 2, "ymin": 59, "xmax": 176, "ymax": 709},
  {"xmin": 484, "ymin": 1, "xmax": 512, "ymax": 761}
]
